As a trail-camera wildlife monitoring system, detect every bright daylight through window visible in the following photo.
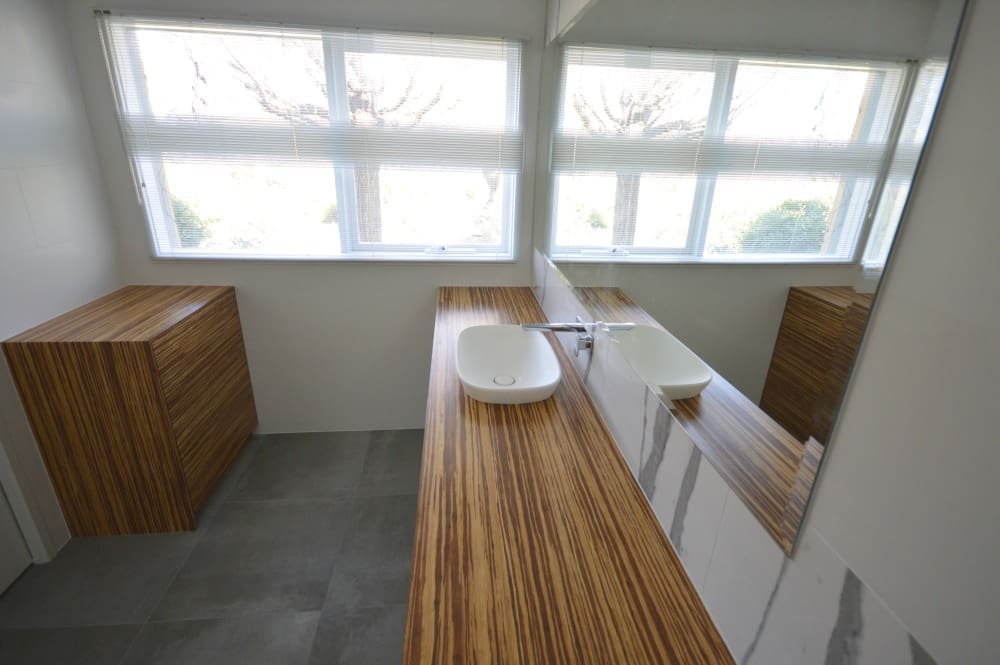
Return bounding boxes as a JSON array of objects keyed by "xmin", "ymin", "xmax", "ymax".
[
  {"xmin": 99, "ymin": 15, "xmax": 523, "ymax": 260},
  {"xmin": 551, "ymin": 45, "xmax": 936, "ymax": 263}
]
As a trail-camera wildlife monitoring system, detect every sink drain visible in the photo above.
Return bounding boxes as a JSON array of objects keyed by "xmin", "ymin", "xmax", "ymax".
[{"xmin": 492, "ymin": 374, "xmax": 516, "ymax": 386}]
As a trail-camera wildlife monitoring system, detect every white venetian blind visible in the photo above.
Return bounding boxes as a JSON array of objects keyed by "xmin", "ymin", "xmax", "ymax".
[
  {"xmin": 98, "ymin": 14, "xmax": 523, "ymax": 259},
  {"xmin": 552, "ymin": 44, "xmax": 909, "ymax": 261},
  {"xmin": 863, "ymin": 60, "xmax": 948, "ymax": 270}
]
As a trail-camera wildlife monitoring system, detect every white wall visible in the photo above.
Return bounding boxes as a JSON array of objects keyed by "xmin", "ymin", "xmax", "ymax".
[
  {"xmin": 807, "ymin": 0, "xmax": 999, "ymax": 662},
  {"xmin": 566, "ymin": 0, "xmax": 941, "ymax": 59},
  {"xmin": 559, "ymin": 262, "xmax": 866, "ymax": 401},
  {"xmin": 548, "ymin": 0, "xmax": 597, "ymax": 41},
  {"xmin": 0, "ymin": 0, "xmax": 123, "ymax": 558},
  {"xmin": 62, "ymin": 0, "xmax": 547, "ymax": 433}
]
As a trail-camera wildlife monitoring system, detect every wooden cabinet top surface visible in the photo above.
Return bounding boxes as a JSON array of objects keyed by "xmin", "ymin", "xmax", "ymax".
[
  {"xmin": 5, "ymin": 285, "xmax": 233, "ymax": 344},
  {"xmin": 790, "ymin": 285, "xmax": 873, "ymax": 310}
]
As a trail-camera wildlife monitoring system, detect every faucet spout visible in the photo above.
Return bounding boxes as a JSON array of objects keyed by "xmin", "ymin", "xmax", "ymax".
[
  {"xmin": 520, "ymin": 318, "xmax": 635, "ymax": 357},
  {"xmin": 521, "ymin": 322, "xmax": 589, "ymax": 333}
]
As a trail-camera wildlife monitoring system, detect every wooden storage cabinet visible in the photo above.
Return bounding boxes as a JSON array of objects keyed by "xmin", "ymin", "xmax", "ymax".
[
  {"xmin": 2, "ymin": 286, "xmax": 257, "ymax": 536},
  {"xmin": 760, "ymin": 286, "xmax": 872, "ymax": 444}
]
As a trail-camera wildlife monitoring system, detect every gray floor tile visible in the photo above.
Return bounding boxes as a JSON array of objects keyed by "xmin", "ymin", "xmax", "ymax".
[
  {"xmin": 0, "ymin": 625, "xmax": 140, "ymax": 665},
  {"xmin": 325, "ymin": 495, "xmax": 417, "ymax": 609},
  {"xmin": 356, "ymin": 430, "xmax": 424, "ymax": 497},
  {"xmin": 0, "ymin": 533, "xmax": 198, "ymax": 628},
  {"xmin": 153, "ymin": 500, "xmax": 353, "ymax": 621},
  {"xmin": 196, "ymin": 435, "xmax": 265, "ymax": 528},
  {"xmin": 232, "ymin": 432, "xmax": 370, "ymax": 501},
  {"xmin": 122, "ymin": 612, "xmax": 319, "ymax": 665},
  {"xmin": 307, "ymin": 604, "xmax": 406, "ymax": 665}
]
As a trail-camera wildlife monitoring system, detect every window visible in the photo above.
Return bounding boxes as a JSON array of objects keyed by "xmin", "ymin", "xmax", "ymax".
[
  {"xmin": 551, "ymin": 45, "xmax": 912, "ymax": 263},
  {"xmin": 862, "ymin": 60, "xmax": 947, "ymax": 271},
  {"xmin": 99, "ymin": 15, "xmax": 523, "ymax": 260}
]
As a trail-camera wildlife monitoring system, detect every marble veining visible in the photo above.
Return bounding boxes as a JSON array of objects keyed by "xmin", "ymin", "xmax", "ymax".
[
  {"xmin": 637, "ymin": 401, "xmax": 671, "ymax": 497},
  {"xmin": 531, "ymin": 250, "xmax": 939, "ymax": 665},
  {"xmin": 741, "ymin": 557, "xmax": 790, "ymax": 665},
  {"xmin": 668, "ymin": 441, "xmax": 701, "ymax": 552},
  {"xmin": 825, "ymin": 570, "xmax": 863, "ymax": 665}
]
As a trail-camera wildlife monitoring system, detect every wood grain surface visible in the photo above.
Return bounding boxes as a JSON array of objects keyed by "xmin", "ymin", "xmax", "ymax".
[
  {"xmin": 2, "ymin": 340, "xmax": 194, "ymax": 535},
  {"xmin": 812, "ymin": 291, "xmax": 873, "ymax": 446},
  {"xmin": 760, "ymin": 286, "xmax": 872, "ymax": 445},
  {"xmin": 573, "ymin": 286, "xmax": 816, "ymax": 554},
  {"xmin": 3, "ymin": 286, "xmax": 257, "ymax": 536},
  {"xmin": 152, "ymin": 289, "xmax": 257, "ymax": 509},
  {"xmin": 6, "ymin": 285, "xmax": 228, "ymax": 343},
  {"xmin": 404, "ymin": 287, "xmax": 732, "ymax": 665}
]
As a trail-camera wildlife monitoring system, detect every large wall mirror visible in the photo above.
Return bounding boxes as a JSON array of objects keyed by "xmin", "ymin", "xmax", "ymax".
[{"xmin": 536, "ymin": 0, "xmax": 966, "ymax": 552}]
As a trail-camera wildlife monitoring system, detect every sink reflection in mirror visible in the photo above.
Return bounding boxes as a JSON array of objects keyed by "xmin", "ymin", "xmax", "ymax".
[
  {"xmin": 534, "ymin": 0, "xmax": 966, "ymax": 553},
  {"xmin": 610, "ymin": 325, "xmax": 712, "ymax": 401}
]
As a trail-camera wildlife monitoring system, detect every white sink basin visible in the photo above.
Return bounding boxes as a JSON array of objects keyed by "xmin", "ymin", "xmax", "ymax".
[
  {"xmin": 610, "ymin": 324, "xmax": 712, "ymax": 400},
  {"xmin": 456, "ymin": 325, "xmax": 562, "ymax": 404}
]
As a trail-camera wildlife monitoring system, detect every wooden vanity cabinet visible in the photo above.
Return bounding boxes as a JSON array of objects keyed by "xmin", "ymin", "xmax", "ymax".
[
  {"xmin": 2, "ymin": 286, "xmax": 257, "ymax": 536},
  {"xmin": 760, "ymin": 286, "xmax": 872, "ymax": 444}
]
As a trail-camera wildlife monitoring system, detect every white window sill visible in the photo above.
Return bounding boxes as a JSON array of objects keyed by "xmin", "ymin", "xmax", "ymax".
[
  {"xmin": 150, "ymin": 251, "xmax": 518, "ymax": 265},
  {"xmin": 550, "ymin": 252, "xmax": 858, "ymax": 267}
]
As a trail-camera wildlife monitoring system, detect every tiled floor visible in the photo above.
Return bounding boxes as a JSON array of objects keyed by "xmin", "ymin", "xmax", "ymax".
[{"xmin": 0, "ymin": 429, "xmax": 423, "ymax": 665}]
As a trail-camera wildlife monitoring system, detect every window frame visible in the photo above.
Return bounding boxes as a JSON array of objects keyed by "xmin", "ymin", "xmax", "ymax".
[
  {"xmin": 99, "ymin": 14, "xmax": 525, "ymax": 262},
  {"xmin": 860, "ymin": 59, "xmax": 947, "ymax": 274},
  {"xmin": 549, "ymin": 45, "xmax": 921, "ymax": 265}
]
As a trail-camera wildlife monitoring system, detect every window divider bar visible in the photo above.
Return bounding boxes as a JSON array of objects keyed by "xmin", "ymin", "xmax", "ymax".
[
  {"xmin": 500, "ymin": 45, "xmax": 521, "ymax": 258},
  {"xmin": 323, "ymin": 34, "xmax": 360, "ymax": 255},
  {"xmin": 851, "ymin": 60, "xmax": 921, "ymax": 264},
  {"xmin": 828, "ymin": 68, "xmax": 888, "ymax": 255},
  {"xmin": 685, "ymin": 57, "xmax": 737, "ymax": 257}
]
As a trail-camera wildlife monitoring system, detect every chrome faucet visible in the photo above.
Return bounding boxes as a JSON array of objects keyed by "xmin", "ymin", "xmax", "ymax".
[{"xmin": 522, "ymin": 317, "xmax": 635, "ymax": 356}]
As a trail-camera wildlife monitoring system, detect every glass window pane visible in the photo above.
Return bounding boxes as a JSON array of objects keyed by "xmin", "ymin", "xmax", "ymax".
[
  {"xmin": 704, "ymin": 178, "xmax": 844, "ymax": 256},
  {"xmin": 726, "ymin": 62, "xmax": 876, "ymax": 142},
  {"xmin": 863, "ymin": 180, "xmax": 910, "ymax": 265},
  {"xmin": 345, "ymin": 51, "xmax": 513, "ymax": 130},
  {"xmin": 136, "ymin": 26, "xmax": 329, "ymax": 122},
  {"xmin": 633, "ymin": 175, "xmax": 697, "ymax": 249},
  {"xmin": 560, "ymin": 60, "xmax": 714, "ymax": 138},
  {"xmin": 370, "ymin": 168, "xmax": 508, "ymax": 246},
  {"xmin": 555, "ymin": 173, "xmax": 696, "ymax": 249},
  {"xmin": 159, "ymin": 161, "xmax": 340, "ymax": 256},
  {"xmin": 554, "ymin": 174, "xmax": 617, "ymax": 248}
]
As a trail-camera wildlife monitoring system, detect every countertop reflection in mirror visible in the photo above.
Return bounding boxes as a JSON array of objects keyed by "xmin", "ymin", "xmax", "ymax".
[{"xmin": 535, "ymin": 0, "xmax": 966, "ymax": 552}]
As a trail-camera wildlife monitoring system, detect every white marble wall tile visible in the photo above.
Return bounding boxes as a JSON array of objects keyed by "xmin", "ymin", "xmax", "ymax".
[
  {"xmin": 534, "ymin": 254, "xmax": 593, "ymax": 379},
  {"xmin": 538, "ymin": 257, "xmax": 581, "ymax": 325},
  {"xmin": 583, "ymin": 331, "xmax": 647, "ymax": 475},
  {"xmin": 746, "ymin": 526, "xmax": 849, "ymax": 665},
  {"xmin": 668, "ymin": 448, "xmax": 730, "ymax": 592},
  {"xmin": 702, "ymin": 489, "xmax": 788, "ymax": 662},
  {"xmin": 637, "ymin": 389, "xmax": 665, "ymax": 471},
  {"xmin": 531, "ymin": 248, "xmax": 547, "ymax": 304},
  {"xmin": 855, "ymin": 582, "xmax": 917, "ymax": 665},
  {"xmin": 0, "ymin": 170, "xmax": 34, "ymax": 255},
  {"xmin": 639, "ymin": 391, "xmax": 690, "ymax": 524}
]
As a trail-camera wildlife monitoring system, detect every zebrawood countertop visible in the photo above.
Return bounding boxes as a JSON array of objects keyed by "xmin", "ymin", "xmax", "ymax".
[
  {"xmin": 572, "ymin": 286, "xmax": 823, "ymax": 554},
  {"xmin": 403, "ymin": 287, "xmax": 733, "ymax": 665},
  {"xmin": 6, "ymin": 285, "xmax": 230, "ymax": 343}
]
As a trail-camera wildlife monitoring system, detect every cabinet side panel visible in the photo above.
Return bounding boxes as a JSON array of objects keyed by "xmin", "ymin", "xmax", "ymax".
[
  {"xmin": 152, "ymin": 289, "xmax": 257, "ymax": 510},
  {"xmin": 1, "ymin": 341, "xmax": 194, "ymax": 536},
  {"xmin": 813, "ymin": 296, "xmax": 872, "ymax": 443},
  {"xmin": 760, "ymin": 289, "xmax": 848, "ymax": 442}
]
